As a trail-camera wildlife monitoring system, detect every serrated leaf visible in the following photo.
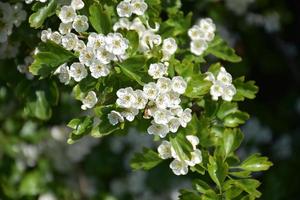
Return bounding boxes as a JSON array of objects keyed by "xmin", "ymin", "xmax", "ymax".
[
  {"xmin": 89, "ymin": 3, "xmax": 112, "ymax": 34},
  {"xmin": 29, "ymin": 41, "xmax": 76, "ymax": 77},
  {"xmin": 178, "ymin": 190, "xmax": 200, "ymax": 200},
  {"xmin": 238, "ymin": 153, "xmax": 273, "ymax": 172},
  {"xmin": 228, "ymin": 179, "xmax": 261, "ymax": 198},
  {"xmin": 130, "ymin": 148, "xmax": 163, "ymax": 170},
  {"xmin": 223, "ymin": 111, "xmax": 249, "ymax": 127},
  {"xmin": 185, "ymin": 74, "xmax": 212, "ymax": 98},
  {"xmin": 67, "ymin": 117, "xmax": 93, "ymax": 143},
  {"xmin": 29, "ymin": 0, "xmax": 57, "ymax": 28},
  {"xmin": 233, "ymin": 77, "xmax": 259, "ymax": 101},
  {"xmin": 221, "ymin": 128, "xmax": 243, "ymax": 158},
  {"xmin": 117, "ymin": 56, "xmax": 148, "ymax": 85},
  {"xmin": 206, "ymin": 36, "xmax": 241, "ymax": 63},
  {"xmin": 207, "ymin": 155, "xmax": 228, "ymax": 189}
]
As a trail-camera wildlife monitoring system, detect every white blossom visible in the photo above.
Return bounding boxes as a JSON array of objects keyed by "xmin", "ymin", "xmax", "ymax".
[
  {"xmin": 156, "ymin": 77, "xmax": 172, "ymax": 93},
  {"xmin": 87, "ymin": 33, "xmax": 106, "ymax": 49},
  {"xmin": 95, "ymin": 48, "xmax": 114, "ymax": 64},
  {"xmin": 153, "ymin": 109, "xmax": 172, "ymax": 125},
  {"xmin": 217, "ymin": 67, "xmax": 232, "ymax": 85},
  {"xmin": 121, "ymin": 108, "xmax": 139, "ymax": 121},
  {"xmin": 171, "ymin": 76, "xmax": 187, "ymax": 94},
  {"xmin": 73, "ymin": 15, "xmax": 89, "ymax": 33},
  {"xmin": 185, "ymin": 149, "xmax": 202, "ymax": 167},
  {"xmin": 155, "ymin": 93, "xmax": 170, "ymax": 109},
  {"xmin": 69, "ymin": 62, "xmax": 88, "ymax": 82},
  {"xmin": 170, "ymin": 159, "xmax": 188, "ymax": 175},
  {"xmin": 41, "ymin": 28, "xmax": 52, "ymax": 42},
  {"xmin": 105, "ymin": 33, "xmax": 129, "ymax": 56},
  {"xmin": 222, "ymin": 84, "xmax": 236, "ymax": 101},
  {"xmin": 79, "ymin": 47, "xmax": 95, "ymax": 67},
  {"xmin": 49, "ymin": 31, "xmax": 62, "ymax": 44},
  {"xmin": 54, "ymin": 63, "xmax": 71, "ymax": 84},
  {"xmin": 108, "ymin": 110, "xmax": 124, "ymax": 125},
  {"xmin": 71, "ymin": 0, "xmax": 84, "ymax": 10},
  {"xmin": 179, "ymin": 108, "xmax": 192, "ymax": 127},
  {"xmin": 167, "ymin": 91, "xmax": 181, "ymax": 108},
  {"xmin": 90, "ymin": 60, "xmax": 111, "ymax": 78},
  {"xmin": 190, "ymin": 39, "xmax": 208, "ymax": 56},
  {"xmin": 168, "ymin": 117, "xmax": 181, "ymax": 133},
  {"xmin": 58, "ymin": 6, "xmax": 76, "ymax": 24},
  {"xmin": 188, "ymin": 25, "xmax": 205, "ymax": 40},
  {"xmin": 148, "ymin": 63, "xmax": 168, "ymax": 79},
  {"xmin": 81, "ymin": 91, "xmax": 98, "ymax": 110},
  {"xmin": 59, "ymin": 22, "xmax": 72, "ymax": 35},
  {"xmin": 61, "ymin": 33, "xmax": 78, "ymax": 50},
  {"xmin": 157, "ymin": 141, "xmax": 172, "ymax": 159},
  {"xmin": 186, "ymin": 135, "xmax": 199, "ymax": 150},
  {"xmin": 134, "ymin": 90, "xmax": 148, "ymax": 109},
  {"xmin": 74, "ymin": 39, "xmax": 86, "ymax": 52},
  {"xmin": 113, "ymin": 18, "xmax": 131, "ymax": 31},
  {"xmin": 147, "ymin": 121, "xmax": 169, "ymax": 138},
  {"xmin": 116, "ymin": 87, "xmax": 136, "ymax": 108},
  {"xmin": 143, "ymin": 82, "xmax": 158, "ymax": 100},
  {"xmin": 162, "ymin": 38, "xmax": 177, "ymax": 60},
  {"xmin": 116, "ymin": 1, "xmax": 133, "ymax": 18},
  {"xmin": 131, "ymin": 0, "xmax": 148, "ymax": 16}
]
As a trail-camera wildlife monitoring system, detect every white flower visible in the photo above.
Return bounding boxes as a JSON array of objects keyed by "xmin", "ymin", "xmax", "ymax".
[
  {"xmin": 54, "ymin": 63, "xmax": 71, "ymax": 84},
  {"xmin": 74, "ymin": 39, "xmax": 86, "ymax": 52},
  {"xmin": 95, "ymin": 48, "xmax": 114, "ymax": 64},
  {"xmin": 116, "ymin": 87, "xmax": 136, "ymax": 108},
  {"xmin": 58, "ymin": 6, "xmax": 76, "ymax": 24},
  {"xmin": 170, "ymin": 106, "xmax": 183, "ymax": 117},
  {"xmin": 157, "ymin": 141, "xmax": 172, "ymax": 159},
  {"xmin": 179, "ymin": 108, "xmax": 192, "ymax": 127},
  {"xmin": 71, "ymin": 0, "xmax": 84, "ymax": 10},
  {"xmin": 72, "ymin": 15, "xmax": 88, "ymax": 33},
  {"xmin": 130, "ymin": 17, "xmax": 146, "ymax": 34},
  {"xmin": 61, "ymin": 33, "xmax": 78, "ymax": 50},
  {"xmin": 139, "ymin": 31, "xmax": 161, "ymax": 52},
  {"xmin": 87, "ymin": 33, "xmax": 106, "ymax": 49},
  {"xmin": 148, "ymin": 63, "xmax": 168, "ymax": 79},
  {"xmin": 198, "ymin": 18, "xmax": 216, "ymax": 36},
  {"xmin": 49, "ymin": 31, "xmax": 62, "ymax": 44},
  {"xmin": 170, "ymin": 159, "xmax": 188, "ymax": 175},
  {"xmin": 69, "ymin": 62, "xmax": 88, "ymax": 82},
  {"xmin": 41, "ymin": 28, "xmax": 52, "ymax": 42},
  {"xmin": 155, "ymin": 93, "xmax": 169, "ymax": 109},
  {"xmin": 185, "ymin": 149, "xmax": 202, "ymax": 167},
  {"xmin": 171, "ymin": 76, "xmax": 187, "ymax": 94},
  {"xmin": 186, "ymin": 135, "xmax": 199, "ymax": 150},
  {"xmin": 210, "ymin": 81, "xmax": 224, "ymax": 101},
  {"xmin": 147, "ymin": 121, "xmax": 169, "ymax": 138},
  {"xmin": 105, "ymin": 33, "xmax": 129, "ymax": 56},
  {"xmin": 168, "ymin": 117, "xmax": 181, "ymax": 133},
  {"xmin": 221, "ymin": 84, "xmax": 236, "ymax": 101},
  {"xmin": 116, "ymin": 1, "xmax": 132, "ymax": 18},
  {"xmin": 217, "ymin": 67, "xmax": 232, "ymax": 85},
  {"xmin": 134, "ymin": 90, "xmax": 148, "ymax": 109},
  {"xmin": 108, "ymin": 110, "xmax": 124, "ymax": 125},
  {"xmin": 113, "ymin": 18, "xmax": 131, "ymax": 31},
  {"xmin": 121, "ymin": 108, "xmax": 139, "ymax": 121},
  {"xmin": 90, "ymin": 60, "xmax": 111, "ymax": 78},
  {"xmin": 167, "ymin": 91, "xmax": 181, "ymax": 108},
  {"xmin": 156, "ymin": 77, "xmax": 172, "ymax": 93},
  {"xmin": 59, "ymin": 22, "xmax": 72, "ymax": 34},
  {"xmin": 131, "ymin": 0, "xmax": 148, "ymax": 16},
  {"xmin": 162, "ymin": 38, "xmax": 177, "ymax": 59},
  {"xmin": 153, "ymin": 109, "xmax": 172, "ymax": 125},
  {"xmin": 190, "ymin": 39, "xmax": 208, "ymax": 56},
  {"xmin": 81, "ymin": 91, "xmax": 98, "ymax": 110},
  {"xmin": 204, "ymin": 72, "xmax": 215, "ymax": 82},
  {"xmin": 188, "ymin": 25, "xmax": 205, "ymax": 40},
  {"xmin": 79, "ymin": 47, "xmax": 95, "ymax": 67},
  {"xmin": 143, "ymin": 82, "xmax": 158, "ymax": 100}
]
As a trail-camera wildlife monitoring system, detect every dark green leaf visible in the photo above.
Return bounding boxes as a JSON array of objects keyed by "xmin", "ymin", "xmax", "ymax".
[
  {"xmin": 24, "ymin": 91, "xmax": 52, "ymax": 120},
  {"xmin": 233, "ymin": 77, "xmax": 259, "ymax": 101},
  {"xmin": 89, "ymin": 3, "xmax": 112, "ymax": 34},
  {"xmin": 221, "ymin": 128, "xmax": 243, "ymax": 158},
  {"xmin": 185, "ymin": 74, "xmax": 212, "ymax": 98},
  {"xmin": 207, "ymin": 155, "xmax": 228, "ymax": 189}
]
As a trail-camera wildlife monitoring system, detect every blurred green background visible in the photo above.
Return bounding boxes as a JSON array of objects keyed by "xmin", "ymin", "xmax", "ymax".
[{"xmin": 0, "ymin": 0, "xmax": 299, "ymax": 199}]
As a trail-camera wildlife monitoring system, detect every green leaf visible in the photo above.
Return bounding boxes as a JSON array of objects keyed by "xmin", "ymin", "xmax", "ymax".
[
  {"xmin": 238, "ymin": 153, "xmax": 273, "ymax": 172},
  {"xmin": 223, "ymin": 111, "xmax": 249, "ymax": 127},
  {"xmin": 29, "ymin": 41, "xmax": 76, "ymax": 77},
  {"xmin": 29, "ymin": 0, "xmax": 57, "ymax": 28},
  {"xmin": 217, "ymin": 102, "xmax": 239, "ymax": 120},
  {"xmin": 221, "ymin": 128, "xmax": 243, "ymax": 158},
  {"xmin": 67, "ymin": 116, "xmax": 93, "ymax": 143},
  {"xmin": 126, "ymin": 31, "xmax": 139, "ymax": 55},
  {"xmin": 206, "ymin": 36, "xmax": 241, "ymax": 63},
  {"xmin": 233, "ymin": 77, "xmax": 259, "ymax": 101},
  {"xmin": 19, "ymin": 171, "xmax": 43, "ymax": 196},
  {"xmin": 130, "ymin": 148, "xmax": 163, "ymax": 170},
  {"xmin": 228, "ymin": 179, "xmax": 261, "ymax": 198},
  {"xmin": 207, "ymin": 155, "xmax": 228, "ymax": 189},
  {"xmin": 24, "ymin": 91, "xmax": 52, "ymax": 120},
  {"xmin": 185, "ymin": 74, "xmax": 212, "ymax": 98},
  {"xmin": 117, "ymin": 56, "xmax": 148, "ymax": 85},
  {"xmin": 193, "ymin": 179, "xmax": 212, "ymax": 194},
  {"xmin": 170, "ymin": 131, "xmax": 193, "ymax": 161},
  {"xmin": 89, "ymin": 3, "xmax": 112, "ymax": 34},
  {"xmin": 178, "ymin": 190, "xmax": 200, "ymax": 200}
]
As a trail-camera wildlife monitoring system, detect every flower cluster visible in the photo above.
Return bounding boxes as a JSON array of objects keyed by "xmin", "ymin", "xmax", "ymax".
[
  {"xmin": 158, "ymin": 135, "xmax": 202, "ymax": 175},
  {"xmin": 108, "ymin": 76, "xmax": 191, "ymax": 137},
  {"xmin": 0, "ymin": 2, "xmax": 27, "ymax": 43},
  {"xmin": 117, "ymin": 0, "xmax": 148, "ymax": 18},
  {"xmin": 188, "ymin": 18, "xmax": 216, "ymax": 56},
  {"xmin": 205, "ymin": 67, "xmax": 236, "ymax": 101},
  {"xmin": 17, "ymin": 55, "xmax": 34, "ymax": 80}
]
